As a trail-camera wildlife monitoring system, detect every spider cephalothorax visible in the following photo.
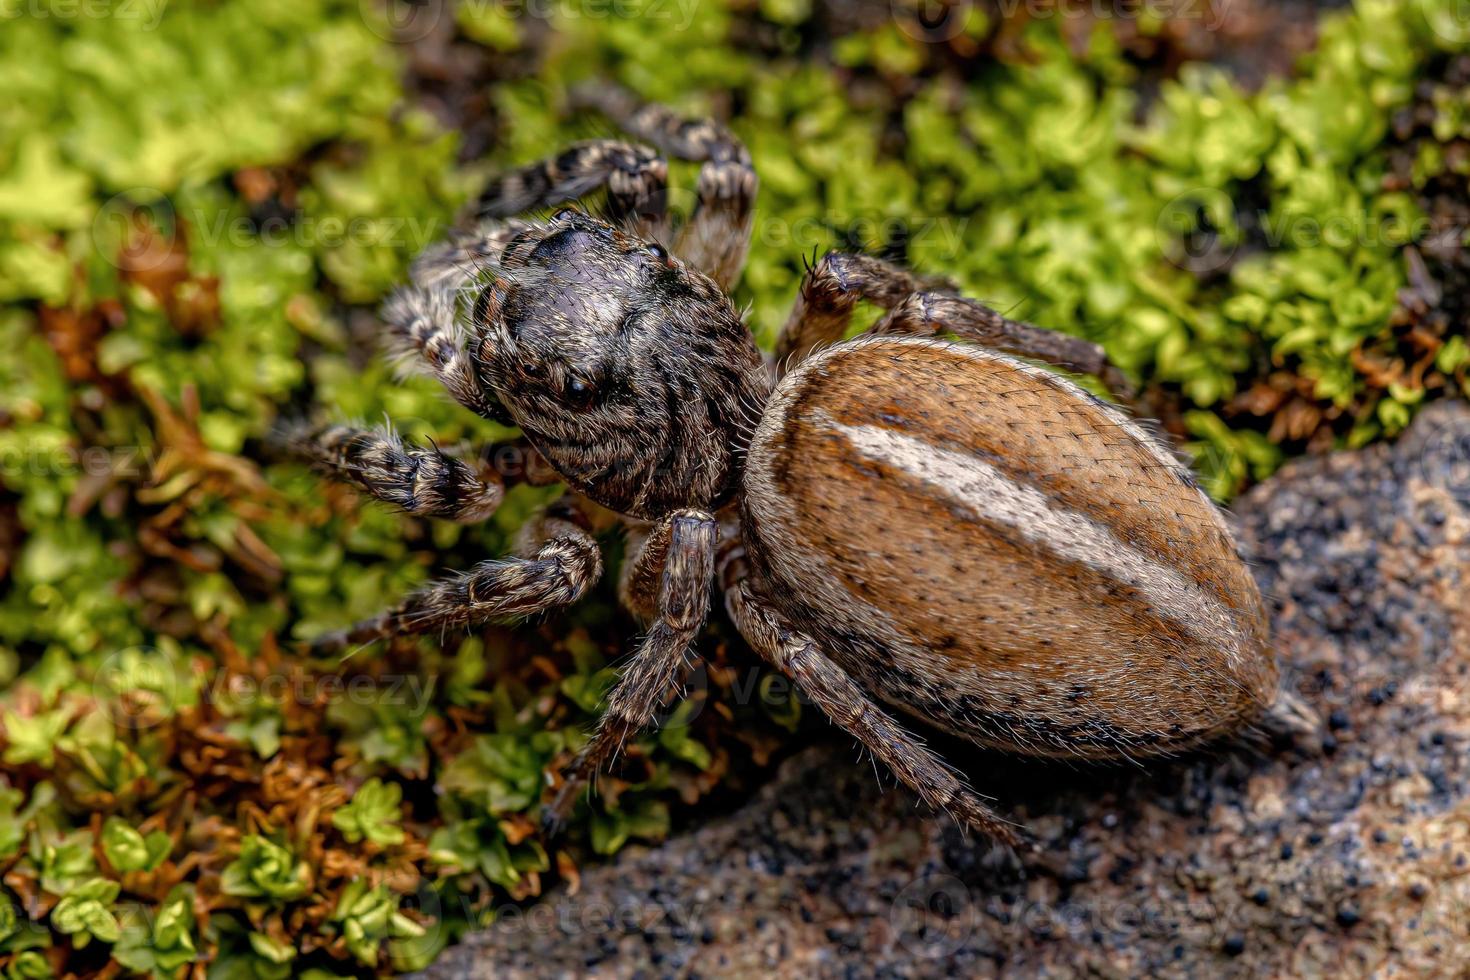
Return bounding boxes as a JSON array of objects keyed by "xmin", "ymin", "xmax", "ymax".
[
  {"xmin": 281, "ymin": 85, "xmax": 1289, "ymax": 850},
  {"xmin": 468, "ymin": 208, "xmax": 768, "ymax": 518}
]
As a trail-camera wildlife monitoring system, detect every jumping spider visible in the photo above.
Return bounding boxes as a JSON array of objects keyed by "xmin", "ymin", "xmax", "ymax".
[{"xmin": 283, "ymin": 87, "xmax": 1278, "ymax": 847}]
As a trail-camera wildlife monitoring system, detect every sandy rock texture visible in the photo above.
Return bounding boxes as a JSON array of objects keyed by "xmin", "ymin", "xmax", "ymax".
[{"xmin": 422, "ymin": 400, "xmax": 1470, "ymax": 979}]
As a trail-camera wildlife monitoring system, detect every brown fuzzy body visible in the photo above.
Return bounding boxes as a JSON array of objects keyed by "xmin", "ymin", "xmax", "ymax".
[{"xmin": 743, "ymin": 337, "xmax": 1276, "ymax": 759}]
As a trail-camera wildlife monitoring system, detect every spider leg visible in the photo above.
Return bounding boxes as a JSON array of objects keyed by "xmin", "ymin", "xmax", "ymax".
[
  {"xmin": 380, "ymin": 279, "xmax": 506, "ymax": 423},
  {"xmin": 273, "ymin": 422, "xmax": 504, "ymax": 522},
  {"xmin": 872, "ymin": 290, "xmax": 1136, "ymax": 401},
  {"xmin": 615, "ymin": 518, "xmax": 666, "ymax": 625},
  {"xmin": 571, "ymin": 85, "xmax": 757, "ymax": 290},
  {"xmin": 476, "ymin": 139, "xmax": 670, "ymax": 240},
  {"xmin": 772, "ymin": 252, "xmax": 932, "ymax": 367},
  {"xmin": 544, "ymin": 508, "xmax": 716, "ymax": 832},
  {"xmin": 723, "ymin": 579, "xmax": 1029, "ymax": 850},
  {"xmin": 407, "ymin": 220, "xmax": 530, "ymax": 292},
  {"xmin": 772, "ymin": 251, "xmax": 1134, "ymax": 400},
  {"xmin": 306, "ymin": 500, "xmax": 601, "ymax": 656}
]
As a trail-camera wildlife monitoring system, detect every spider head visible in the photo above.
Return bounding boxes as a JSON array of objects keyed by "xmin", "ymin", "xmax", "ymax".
[{"xmin": 472, "ymin": 208, "xmax": 770, "ymax": 518}]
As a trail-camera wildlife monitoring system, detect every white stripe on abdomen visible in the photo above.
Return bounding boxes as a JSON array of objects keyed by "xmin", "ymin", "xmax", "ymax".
[{"xmin": 821, "ymin": 413, "xmax": 1246, "ymax": 665}]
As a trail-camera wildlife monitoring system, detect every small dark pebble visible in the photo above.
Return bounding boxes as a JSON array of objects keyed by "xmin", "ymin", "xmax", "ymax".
[
  {"xmin": 1408, "ymin": 882, "xmax": 1429, "ymax": 901},
  {"xmin": 1336, "ymin": 906, "xmax": 1361, "ymax": 928},
  {"xmin": 1251, "ymin": 887, "xmax": 1269, "ymax": 906},
  {"xmin": 1328, "ymin": 709, "xmax": 1351, "ymax": 731},
  {"xmin": 1280, "ymin": 843, "xmax": 1295, "ymax": 860},
  {"xmin": 1223, "ymin": 936, "xmax": 1246, "ymax": 957}
]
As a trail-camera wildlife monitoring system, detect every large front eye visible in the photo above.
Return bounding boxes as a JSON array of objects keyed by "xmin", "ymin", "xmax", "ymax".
[
  {"xmin": 563, "ymin": 374, "xmax": 597, "ymax": 410},
  {"xmin": 645, "ymin": 242, "xmax": 674, "ymax": 267}
]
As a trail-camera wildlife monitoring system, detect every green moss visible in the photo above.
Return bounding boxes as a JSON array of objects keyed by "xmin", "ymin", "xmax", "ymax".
[{"xmin": 0, "ymin": 0, "xmax": 1466, "ymax": 975}]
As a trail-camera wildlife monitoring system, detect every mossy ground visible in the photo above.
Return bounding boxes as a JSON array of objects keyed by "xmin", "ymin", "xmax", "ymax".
[{"xmin": 0, "ymin": 0, "xmax": 1466, "ymax": 976}]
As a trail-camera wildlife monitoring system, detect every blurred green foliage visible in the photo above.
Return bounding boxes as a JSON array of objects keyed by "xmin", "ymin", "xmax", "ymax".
[{"xmin": 0, "ymin": 0, "xmax": 1466, "ymax": 975}]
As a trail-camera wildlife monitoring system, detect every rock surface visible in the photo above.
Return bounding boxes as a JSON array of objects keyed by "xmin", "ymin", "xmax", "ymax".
[{"xmin": 422, "ymin": 400, "xmax": 1470, "ymax": 979}]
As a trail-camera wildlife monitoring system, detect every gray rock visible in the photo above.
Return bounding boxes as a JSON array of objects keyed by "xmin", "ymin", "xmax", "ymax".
[{"xmin": 422, "ymin": 400, "xmax": 1470, "ymax": 979}]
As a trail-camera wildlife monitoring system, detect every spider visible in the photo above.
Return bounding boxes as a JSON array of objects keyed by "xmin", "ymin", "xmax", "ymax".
[{"xmin": 281, "ymin": 86, "xmax": 1279, "ymax": 848}]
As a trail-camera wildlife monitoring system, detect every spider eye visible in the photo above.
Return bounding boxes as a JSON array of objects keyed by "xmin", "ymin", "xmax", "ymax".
[
  {"xmin": 552, "ymin": 206, "xmax": 578, "ymax": 222},
  {"xmin": 563, "ymin": 374, "xmax": 597, "ymax": 410},
  {"xmin": 645, "ymin": 242, "xmax": 671, "ymax": 264}
]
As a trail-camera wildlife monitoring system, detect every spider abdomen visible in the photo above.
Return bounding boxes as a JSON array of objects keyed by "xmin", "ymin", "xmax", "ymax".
[{"xmin": 741, "ymin": 336, "xmax": 1276, "ymax": 760}]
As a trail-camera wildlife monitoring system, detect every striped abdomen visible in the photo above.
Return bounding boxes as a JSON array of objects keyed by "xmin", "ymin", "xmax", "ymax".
[{"xmin": 741, "ymin": 336, "xmax": 1276, "ymax": 760}]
